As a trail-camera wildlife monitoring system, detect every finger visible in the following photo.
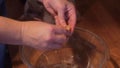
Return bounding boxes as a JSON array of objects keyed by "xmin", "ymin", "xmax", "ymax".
[
  {"xmin": 44, "ymin": 3, "xmax": 56, "ymax": 16},
  {"xmin": 52, "ymin": 34, "xmax": 67, "ymax": 44},
  {"xmin": 53, "ymin": 26, "xmax": 71, "ymax": 36},
  {"xmin": 58, "ymin": 10, "xmax": 67, "ymax": 27},
  {"xmin": 54, "ymin": 16, "xmax": 61, "ymax": 26},
  {"xmin": 54, "ymin": 16, "xmax": 71, "ymax": 35},
  {"xmin": 67, "ymin": 4, "xmax": 76, "ymax": 33}
]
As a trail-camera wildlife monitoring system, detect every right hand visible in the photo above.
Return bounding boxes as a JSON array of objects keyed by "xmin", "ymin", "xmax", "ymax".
[
  {"xmin": 40, "ymin": 0, "xmax": 76, "ymax": 33},
  {"xmin": 21, "ymin": 21, "xmax": 67, "ymax": 50}
]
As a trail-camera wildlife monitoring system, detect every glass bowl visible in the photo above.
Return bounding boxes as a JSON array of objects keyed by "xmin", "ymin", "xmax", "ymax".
[{"xmin": 20, "ymin": 27, "xmax": 109, "ymax": 68}]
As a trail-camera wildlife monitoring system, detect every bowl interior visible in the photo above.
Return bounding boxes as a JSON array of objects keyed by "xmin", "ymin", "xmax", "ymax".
[{"xmin": 20, "ymin": 27, "xmax": 109, "ymax": 68}]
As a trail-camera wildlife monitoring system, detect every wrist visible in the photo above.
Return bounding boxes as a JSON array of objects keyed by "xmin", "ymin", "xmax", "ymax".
[{"xmin": 0, "ymin": 17, "xmax": 23, "ymax": 45}]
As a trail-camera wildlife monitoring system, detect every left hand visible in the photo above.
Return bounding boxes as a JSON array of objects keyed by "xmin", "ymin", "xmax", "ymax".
[{"xmin": 39, "ymin": 0, "xmax": 76, "ymax": 33}]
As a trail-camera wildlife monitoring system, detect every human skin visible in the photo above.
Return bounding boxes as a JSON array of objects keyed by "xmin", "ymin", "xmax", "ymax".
[
  {"xmin": 0, "ymin": 16, "xmax": 68, "ymax": 50},
  {"xmin": 39, "ymin": 0, "xmax": 76, "ymax": 32}
]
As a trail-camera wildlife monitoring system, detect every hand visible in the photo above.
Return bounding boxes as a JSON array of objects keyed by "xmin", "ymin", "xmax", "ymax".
[
  {"xmin": 22, "ymin": 21, "xmax": 67, "ymax": 50},
  {"xmin": 40, "ymin": 0, "xmax": 76, "ymax": 32}
]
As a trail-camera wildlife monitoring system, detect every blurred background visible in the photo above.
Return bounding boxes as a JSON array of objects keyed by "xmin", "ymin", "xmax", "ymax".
[{"xmin": 5, "ymin": 0, "xmax": 120, "ymax": 68}]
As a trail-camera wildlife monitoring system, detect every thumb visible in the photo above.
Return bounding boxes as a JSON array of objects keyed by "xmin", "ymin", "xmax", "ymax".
[
  {"xmin": 57, "ymin": 10, "xmax": 67, "ymax": 27},
  {"xmin": 44, "ymin": 3, "xmax": 57, "ymax": 16}
]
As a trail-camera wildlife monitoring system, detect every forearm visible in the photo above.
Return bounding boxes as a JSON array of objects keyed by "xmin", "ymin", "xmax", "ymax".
[{"xmin": 0, "ymin": 16, "xmax": 22, "ymax": 45}]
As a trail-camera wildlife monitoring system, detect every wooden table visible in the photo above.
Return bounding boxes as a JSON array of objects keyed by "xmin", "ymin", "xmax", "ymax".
[{"xmin": 6, "ymin": 0, "xmax": 120, "ymax": 68}]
